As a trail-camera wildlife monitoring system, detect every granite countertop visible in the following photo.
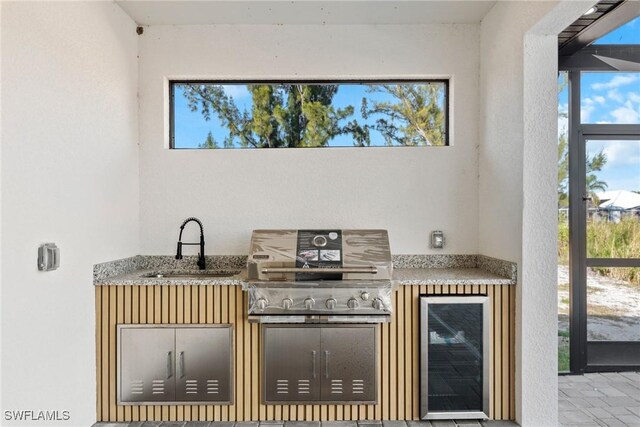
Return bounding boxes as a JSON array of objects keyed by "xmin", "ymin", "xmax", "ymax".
[
  {"xmin": 94, "ymin": 254, "xmax": 516, "ymax": 286},
  {"xmin": 96, "ymin": 268, "xmax": 248, "ymax": 286},
  {"xmin": 392, "ymin": 267, "xmax": 515, "ymax": 285},
  {"xmin": 95, "ymin": 267, "xmax": 514, "ymax": 286}
]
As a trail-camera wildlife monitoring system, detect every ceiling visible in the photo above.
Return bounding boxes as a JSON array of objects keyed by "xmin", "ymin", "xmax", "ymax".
[
  {"xmin": 115, "ymin": 1, "xmax": 497, "ymax": 26},
  {"xmin": 558, "ymin": 0, "xmax": 625, "ymax": 50}
]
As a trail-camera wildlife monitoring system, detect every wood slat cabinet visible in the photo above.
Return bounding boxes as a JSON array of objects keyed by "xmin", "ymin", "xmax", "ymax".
[
  {"xmin": 96, "ymin": 284, "xmax": 515, "ymax": 422},
  {"xmin": 118, "ymin": 325, "xmax": 233, "ymax": 405},
  {"xmin": 263, "ymin": 325, "xmax": 376, "ymax": 404}
]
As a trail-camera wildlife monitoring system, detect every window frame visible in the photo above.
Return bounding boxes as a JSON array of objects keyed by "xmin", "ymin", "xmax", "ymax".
[{"xmin": 168, "ymin": 79, "xmax": 450, "ymax": 149}]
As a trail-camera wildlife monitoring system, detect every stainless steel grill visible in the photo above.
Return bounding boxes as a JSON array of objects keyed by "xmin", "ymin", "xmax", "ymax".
[{"xmin": 244, "ymin": 229, "xmax": 394, "ymax": 323}]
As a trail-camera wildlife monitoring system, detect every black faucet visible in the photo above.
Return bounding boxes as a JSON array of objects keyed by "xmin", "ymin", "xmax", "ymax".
[{"xmin": 175, "ymin": 217, "xmax": 206, "ymax": 270}]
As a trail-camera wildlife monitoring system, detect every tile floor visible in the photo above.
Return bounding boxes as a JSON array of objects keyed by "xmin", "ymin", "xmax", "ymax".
[
  {"xmin": 558, "ymin": 372, "xmax": 640, "ymax": 427},
  {"xmin": 91, "ymin": 372, "xmax": 640, "ymax": 427}
]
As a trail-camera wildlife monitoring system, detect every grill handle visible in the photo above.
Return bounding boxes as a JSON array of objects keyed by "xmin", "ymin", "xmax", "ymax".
[{"xmin": 260, "ymin": 266, "xmax": 378, "ymax": 274}]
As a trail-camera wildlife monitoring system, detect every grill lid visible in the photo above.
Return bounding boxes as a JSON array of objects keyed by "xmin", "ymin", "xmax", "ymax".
[{"xmin": 247, "ymin": 229, "xmax": 392, "ymax": 282}]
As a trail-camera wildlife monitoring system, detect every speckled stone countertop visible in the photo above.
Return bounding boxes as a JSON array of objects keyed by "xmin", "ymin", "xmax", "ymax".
[
  {"xmin": 392, "ymin": 267, "xmax": 514, "ymax": 285},
  {"xmin": 94, "ymin": 255, "xmax": 516, "ymax": 286},
  {"xmin": 96, "ymin": 268, "xmax": 248, "ymax": 286}
]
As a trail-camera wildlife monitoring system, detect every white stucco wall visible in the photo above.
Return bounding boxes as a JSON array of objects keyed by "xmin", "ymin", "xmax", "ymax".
[
  {"xmin": 0, "ymin": 2, "xmax": 139, "ymax": 425},
  {"xmin": 137, "ymin": 24, "xmax": 481, "ymax": 256},
  {"xmin": 479, "ymin": 2, "xmax": 593, "ymax": 425}
]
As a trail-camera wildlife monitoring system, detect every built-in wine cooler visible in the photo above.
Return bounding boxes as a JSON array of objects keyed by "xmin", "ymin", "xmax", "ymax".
[{"xmin": 420, "ymin": 296, "xmax": 489, "ymax": 420}]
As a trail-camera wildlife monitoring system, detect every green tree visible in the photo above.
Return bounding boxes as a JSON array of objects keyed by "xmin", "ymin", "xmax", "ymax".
[
  {"xmin": 558, "ymin": 133, "xmax": 569, "ymax": 207},
  {"xmin": 557, "ymin": 73, "xmax": 608, "ymax": 207},
  {"xmin": 199, "ymin": 131, "xmax": 218, "ymax": 149},
  {"xmin": 557, "ymin": 133, "xmax": 608, "ymax": 206},
  {"xmin": 363, "ymin": 83, "xmax": 445, "ymax": 146},
  {"xmin": 182, "ymin": 84, "xmax": 362, "ymax": 148}
]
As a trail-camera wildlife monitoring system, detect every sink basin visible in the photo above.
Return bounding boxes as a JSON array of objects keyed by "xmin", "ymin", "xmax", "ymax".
[{"xmin": 141, "ymin": 270, "xmax": 241, "ymax": 279}]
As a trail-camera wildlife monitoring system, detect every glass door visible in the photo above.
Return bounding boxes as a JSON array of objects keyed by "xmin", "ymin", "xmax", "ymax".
[
  {"xmin": 420, "ymin": 296, "xmax": 489, "ymax": 420},
  {"xmin": 577, "ymin": 132, "xmax": 640, "ymax": 370}
]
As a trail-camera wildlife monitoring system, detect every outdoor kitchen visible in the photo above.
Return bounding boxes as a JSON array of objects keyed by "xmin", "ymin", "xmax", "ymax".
[
  {"xmin": 93, "ymin": 229, "xmax": 517, "ymax": 423},
  {"xmin": 6, "ymin": 2, "xmax": 635, "ymax": 427}
]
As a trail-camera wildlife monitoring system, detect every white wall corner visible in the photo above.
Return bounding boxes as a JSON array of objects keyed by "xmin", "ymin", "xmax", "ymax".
[
  {"xmin": 479, "ymin": 1, "xmax": 594, "ymax": 425},
  {"xmin": 1, "ymin": 2, "xmax": 139, "ymax": 425},
  {"xmin": 520, "ymin": 3, "xmax": 595, "ymax": 426},
  {"xmin": 521, "ymin": 32, "xmax": 561, "ymax": 427}
]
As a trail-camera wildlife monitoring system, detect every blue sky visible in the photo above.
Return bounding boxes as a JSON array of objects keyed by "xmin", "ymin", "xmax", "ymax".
[
  {"xmin": 173, "ymin": 83, "xmax": 445, "ymax": 149},
  {"xmin": 557, "ymin": 17, "xmax": 639, "ymax": 193}
]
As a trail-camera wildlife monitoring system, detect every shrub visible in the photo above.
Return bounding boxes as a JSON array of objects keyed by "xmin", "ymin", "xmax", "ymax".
[{"xmin": 558, "ymin": 216, "xmax": 639, "ymax": 286}]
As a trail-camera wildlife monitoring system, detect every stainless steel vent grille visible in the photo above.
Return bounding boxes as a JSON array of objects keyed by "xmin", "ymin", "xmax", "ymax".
[
  {"xmin": 130, "ymin": 380, "xmax": 144, "ymax": 395},
  {"xmin": 185, "ymin": 379, "xmax": 198, "ymax": 394},
  {"xmin": 151, "ymin": 379, "xmax": 165, "ymax": 395},
  {"xmin": 206, "ymin": 379, "xmax": 219, "ymax": 394},
  {"xmin": 276, "ymin": 379, "xmax": 288, "ymax": 394},
  {"xmin": 352, "ymin": 379, "xmax": 364, "ymax": 394},
  {"xmin": 297, "ymin": 379, "xmax": 310, "ymax": 394}
]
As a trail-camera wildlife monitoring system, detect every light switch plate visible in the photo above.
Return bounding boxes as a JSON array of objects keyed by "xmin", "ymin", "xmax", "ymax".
[
  {"xmin": 431, "ymin": 231, "xmax": 445, "ymax": 249},
  {"xmin": 38, "ymin": 243, "xmax": 59, "ymax": 271}
]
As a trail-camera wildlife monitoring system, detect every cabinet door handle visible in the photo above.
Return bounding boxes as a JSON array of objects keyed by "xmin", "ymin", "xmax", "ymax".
[
  {"xmin": 179, "ymin": 351, "xmax": 185, "ymax": 378},
  {"xmin": 312, "ymin": 351, "xmax": 317, "ymax": 379},
  {"xmin": 324, "ymin": 350, "xmax": 329, "ymax": 378},
  {"xmin": 166, "ymin": 351, "xmax": 172, "ymax": 379}
]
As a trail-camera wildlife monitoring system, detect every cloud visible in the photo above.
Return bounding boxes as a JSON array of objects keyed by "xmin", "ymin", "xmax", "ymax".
[
  {"xmin": 581, "ymin": 98, "xmax": 595, "ymax": 122},
  {"xmin": 594, "ymin": 95, "xmax": 606, "ymax": 104},
  {"xmin": 591, "ymin": 74, "xmax": 639, "ymax": 90},
  {"xmin": 611, "ymin": 100, "xmax": 640, "ymax": 124},
  {"xmin": 607, "ymin": 89, "xmax": 624, "ymax": 103},
  {"xmin": 629, "ymin": 91, "xmax": 640, "ymax": 104},
  {"xmin": 591, "ymin": 140, "xmax": 640, "ymax": 168}
]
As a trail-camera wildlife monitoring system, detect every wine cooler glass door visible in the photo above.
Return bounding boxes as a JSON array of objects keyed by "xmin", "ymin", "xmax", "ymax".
[{"xmin": 420, "ymin": 296, "xmax": 489, "ymax": 420}]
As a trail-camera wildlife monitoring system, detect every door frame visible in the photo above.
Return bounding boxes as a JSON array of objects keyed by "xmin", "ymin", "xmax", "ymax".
[{"xmin": 567, "ymin": 71, "xmax": 640, "ymax": 373}]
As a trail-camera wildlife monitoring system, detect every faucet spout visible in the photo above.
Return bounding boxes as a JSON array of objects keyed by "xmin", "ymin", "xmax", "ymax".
[{"xmin": 175, "ymin": 217, "xmax": 206, "ymax": 270}]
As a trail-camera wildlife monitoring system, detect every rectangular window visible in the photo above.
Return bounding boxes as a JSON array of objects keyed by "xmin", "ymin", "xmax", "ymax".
[{"xmin": 169, "ymin": 80, "xmax": 449, "ymax": 149}]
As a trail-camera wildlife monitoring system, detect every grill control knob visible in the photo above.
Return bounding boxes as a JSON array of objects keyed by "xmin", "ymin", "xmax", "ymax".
[
  {"xmin": 282, "ymin": 298, "xmax": 293, "ymax": 310},
  {"xmin": 360, "ymin": 291, "xmax": 370, "ymax": 301},
  {"xmin": 312, "ymin": 235, "xmax": 328, "ymax": 247},
  {"xmin": 372, "ymin": 298, "xmax": 385, "ymax": 311},
  {"xmin": 256, "ymin": 298, "xmax": 268, "ymax": 311},
  {"xmin": 347, "ymin": 298, "xmax": 359, "ymax": 309},
  {"xmin": 325, "ymin": 298, "xmax": 337, "ymax": 310},
  {"xmin": 304, "ymin": 297, "xmax": 315, "ymax": 310}
]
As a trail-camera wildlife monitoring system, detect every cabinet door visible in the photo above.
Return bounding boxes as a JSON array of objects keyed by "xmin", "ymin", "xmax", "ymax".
[
  {"xmin": 119, "ymin": 327, "xmax": 176, "ymax": 403},
  {"xmin": 263, "ymin": 326, "xmax": 321, "ymax": 402},
  {"xmin": 320, "ymin": 326, "xmax": 376, "ymax": 403},
  {"xmin": 175, "ymin": 327, "xmax": 232, "ymax": 402}
]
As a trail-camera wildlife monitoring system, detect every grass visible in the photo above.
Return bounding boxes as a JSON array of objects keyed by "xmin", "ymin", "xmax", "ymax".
[
  {"xmin": 556, "ymin": 217, "xmax": 639, "ymax": 373},
  {"xmin": 558, "ymin": 217, "xmax": 640, "ymax": 285},
  {"xmin": 558, "ymin": 334, "xmax": 570, "ymax": 372}
]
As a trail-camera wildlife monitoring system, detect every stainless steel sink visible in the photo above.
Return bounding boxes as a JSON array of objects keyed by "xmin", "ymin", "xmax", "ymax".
[{"xmin": 141, "ymin": 270, "xmax": 241, "ymax": 279}]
